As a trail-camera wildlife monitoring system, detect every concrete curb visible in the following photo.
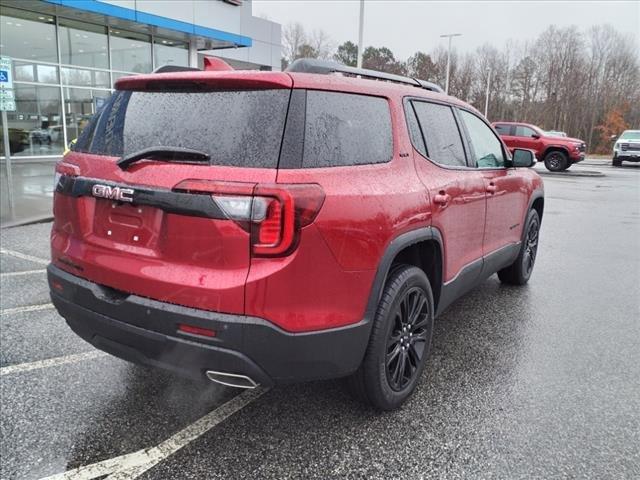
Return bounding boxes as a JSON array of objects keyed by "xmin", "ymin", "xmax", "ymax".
[
  {"xmin": 0, "ymin": 215, "xmax": 53, "ymax": 229},
  {"xmin": 536, "ymin": 169, "xmax": 605, "ymax": 178}
]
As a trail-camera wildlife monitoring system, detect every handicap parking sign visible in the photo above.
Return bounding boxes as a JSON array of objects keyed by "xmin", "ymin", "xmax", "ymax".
[{"xmin": 0, "ymin": 57, "xmax": 13, "ymax": 89}]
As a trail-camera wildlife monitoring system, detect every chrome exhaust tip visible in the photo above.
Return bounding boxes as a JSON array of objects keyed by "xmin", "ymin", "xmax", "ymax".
[{"xmin": 205, "ymin": 370, "xmax": 258, "ymax": 389}]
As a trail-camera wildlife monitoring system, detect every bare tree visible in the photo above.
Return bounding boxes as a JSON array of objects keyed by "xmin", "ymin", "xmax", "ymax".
[
  {"xmin": 282, "ymin": 22, "xmax": 306, "ymax": 66},
  {"xmin": 309, "ymin": 29, "xmax": 334, "ymax": 60},
  {"xmin": 279, "ymin": 22, "xmax": 639, "ymax": 152}
]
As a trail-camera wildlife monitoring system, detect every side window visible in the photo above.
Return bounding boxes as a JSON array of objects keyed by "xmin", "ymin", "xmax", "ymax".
[
  {"xmin": 459, "ymin": 110, "xmax": 506, "ymax": 168},
  {"xmin": 494, "ymin": 124, "xmax": 512, "ymax": 136},
  {"xmin": 514, "ymin": 125, "xmax": 536, "ymax": 138},
  {"xmin": 405, "ymin": 103, "xmax": 427, "ymax": 158},
  {"xmin": 412, "ymin": 101, "xmax": 467, "ymax": 167},
  {"xmin": 303, "ymin": 91, "xmax": 392, "ymax": 168}
]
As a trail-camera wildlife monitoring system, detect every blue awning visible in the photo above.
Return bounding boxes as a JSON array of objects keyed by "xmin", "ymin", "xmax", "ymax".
[{"xmin": 40, "ymin": 0, "xmax": 252, "ymax": 48}]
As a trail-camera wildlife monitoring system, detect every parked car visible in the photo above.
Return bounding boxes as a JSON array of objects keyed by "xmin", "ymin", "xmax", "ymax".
[
  {"xmin": 29, "ymin": 127, "xmax": 52, "ymax": 145},
  {"xmin": 493, "ymin": 121, "xmax": 586, "ymax": 171},
  {"xmin": 0, "ymin": 128, "xmax": 29, "ymax": 154},
  {"xmin": 612, "ymin": 129, "xmax": 640, "ymax": 166},
  {"xmin": 49, "ymin": 59, "xmax": 544, "ymax": 410}
]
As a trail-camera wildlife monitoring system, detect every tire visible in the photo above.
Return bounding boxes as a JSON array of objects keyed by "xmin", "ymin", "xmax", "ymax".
[
  {"xmin": 543, "ymin": 151, "xmax": 568, "ymax": 172},
  {"xmin": 347, "ymin": 264, "xmax": 434, "ymax": 410},
  {"xmin": 498, "ymin": 209, "xmax": 540, "ymax": 285},
  {"xmin": 612, "ymin": 156, "xmax": 622, "ymax": 167}
]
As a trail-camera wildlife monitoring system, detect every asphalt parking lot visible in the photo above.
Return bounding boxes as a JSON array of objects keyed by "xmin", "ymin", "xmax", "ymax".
[{"xmin": 1, "ymin": 160, "xmax": 639, "ymax": 479}]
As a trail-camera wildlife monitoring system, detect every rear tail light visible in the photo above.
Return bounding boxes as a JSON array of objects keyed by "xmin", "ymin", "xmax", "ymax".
[
  {"xmin": 173, "ymin": 180, "xmax": 325, "ymax": 257},
  {"xmin": 54, "ymin": 162, "xmax": 80, "ymax": 191}
]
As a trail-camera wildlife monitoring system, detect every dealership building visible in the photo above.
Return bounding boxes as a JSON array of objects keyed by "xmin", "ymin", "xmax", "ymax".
[{"xmin": 0, "ymin": 0, "xmax": 282, "ymax": 225}]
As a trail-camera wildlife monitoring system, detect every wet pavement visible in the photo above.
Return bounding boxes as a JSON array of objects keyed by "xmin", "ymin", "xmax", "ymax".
[{"xmin": 1, "ymin": 162, "xmax": 639, "ymax": 479}]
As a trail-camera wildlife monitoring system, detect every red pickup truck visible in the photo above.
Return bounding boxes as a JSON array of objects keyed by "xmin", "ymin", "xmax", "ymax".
[{"xmin": 493, "ymin": 121, "xmax": 586, "ymax": 172}]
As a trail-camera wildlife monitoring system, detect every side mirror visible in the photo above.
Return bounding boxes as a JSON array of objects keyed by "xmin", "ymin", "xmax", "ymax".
[
  {"xmin": 531, "ymin": 133, "xmax": 541, "ymax": 139},
  {"xmin": 512, "ymin": 148, "xmax": 535, "ymax": 167}
]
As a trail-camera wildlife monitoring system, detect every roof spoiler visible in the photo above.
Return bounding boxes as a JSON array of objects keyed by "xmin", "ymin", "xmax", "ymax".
[
  {"xmin": 286, "ymin": 58, "xmax": 444, "ymax": 93},
  {"xmin": 153, "ymin": 56, "xmax": 234, "ymax": 74}
]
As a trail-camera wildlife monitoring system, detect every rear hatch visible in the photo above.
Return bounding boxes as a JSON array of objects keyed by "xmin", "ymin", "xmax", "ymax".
[{"xmin": 52, "ymin": 72, "xmax": 292, "ymax": 315}]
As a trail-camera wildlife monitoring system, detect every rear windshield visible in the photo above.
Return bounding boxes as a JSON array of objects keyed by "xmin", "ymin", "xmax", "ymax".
[{"xmin": 74, "ymin": 89, "xmax": 290, "ymax": 168}]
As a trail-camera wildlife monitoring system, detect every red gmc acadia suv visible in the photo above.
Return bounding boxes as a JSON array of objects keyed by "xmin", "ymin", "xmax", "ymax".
[
  {"xmin": 48, "ymin": 59, "xmax": 544, "ymax": 410},
  {"xmin": 492, "ymin": 121, "xmax": 586, "ymax": 172}
]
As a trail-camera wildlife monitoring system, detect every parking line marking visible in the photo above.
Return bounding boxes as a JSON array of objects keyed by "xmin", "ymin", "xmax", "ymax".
[
  {"xmin": 0, "ymin": 350, "xmax": 107, "ymax": 376},
  {"xmin": 0, "ymin": 248, "xmax": 49, "ymax": 265},
  {"xmin": 0, "ymin": 303, "xmax": 55, "ymax": 316},
  {"xmin": 1, "ymin": 269, "xmax": 47, "ymax": 277},
  {"xmin": 38, "ymin": 387, "xmax": 268, "ymax": 480}
]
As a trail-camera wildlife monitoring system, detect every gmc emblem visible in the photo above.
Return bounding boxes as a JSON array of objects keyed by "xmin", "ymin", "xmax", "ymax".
[{"xmin": 91, "ymin": 184, "xmax": 134, "ymax": 203}]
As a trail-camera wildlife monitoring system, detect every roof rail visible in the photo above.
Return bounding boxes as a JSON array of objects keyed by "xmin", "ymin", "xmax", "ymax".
[
  {"xmin": 285, "ymin": 58, "xmax": 444, "ymax": 93},
  {"xmin": 414, "ymin": 79, "xmax": 445, "ymax": 94}
]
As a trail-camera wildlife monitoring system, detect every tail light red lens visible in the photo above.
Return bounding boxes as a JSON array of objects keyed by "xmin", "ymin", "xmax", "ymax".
[
  {"xmin": 258, "ymin": 199, "xmax": 283, "ymax": 244},
  {"xmin": 173, "ymin": 180, "xmax": 325, "ymax": 257}
]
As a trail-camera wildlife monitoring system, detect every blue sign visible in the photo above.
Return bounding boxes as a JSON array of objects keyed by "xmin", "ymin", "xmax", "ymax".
[
  {"xmin": 0, "ymin": 70, "xmax": 8, "ymax": 82},
  {"xmin": 94, "ymin": 96, "xmax": 107, "ymax": 111}
]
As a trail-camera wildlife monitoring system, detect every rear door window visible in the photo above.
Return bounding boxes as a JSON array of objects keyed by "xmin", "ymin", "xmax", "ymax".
[
  {"xmin": 411, "ymin": 101, "xmax": 467, "ymax": 167},
  {"xmin": 74, "ymin": 89, "xmax": 290, "ymax": 168},
  {"xmin": 494, "ymin": 124, "xmax": 512, "ymax": 136},
  {"xmin": 514, "ymin": 125, "xmax": 537, "ymax": 138},
  {"xmin": 302, "ymin": 91, "xmax": 392, "ymax": 168},
  {"xmin": 405, "ymin": 103, "xmax": 427, "ymax": 158}
]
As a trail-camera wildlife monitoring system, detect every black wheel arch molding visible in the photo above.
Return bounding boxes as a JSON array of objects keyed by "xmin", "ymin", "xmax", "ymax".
[
  {"xmin": 364, "ymin": 226, "xmax": 444, "ymax": 323},
  {"xmin": 525, "ymin": 190, "xmax": 545, "ymax": 236},
  {"xmin": 542, "ymin": 144, "xmax": 570, "ymax": 157}
]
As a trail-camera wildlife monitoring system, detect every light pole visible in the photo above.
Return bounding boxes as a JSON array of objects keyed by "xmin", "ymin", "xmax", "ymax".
[
  {"xmin": 440, "ymin": 33, "xmax": 461, "ymax": 94},
  {"xmin": 357, "ymin": 0, "xmax": 365, "ymax": 68},
  {"xmin": 484, "ymin": 68, "xmax": 492, "ymax": 118}
]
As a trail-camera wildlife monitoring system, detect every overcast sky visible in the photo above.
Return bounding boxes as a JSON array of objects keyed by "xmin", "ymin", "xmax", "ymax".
[{"xmin": 253, "ymin": 0, "xmax": 640, "ymax": 59}]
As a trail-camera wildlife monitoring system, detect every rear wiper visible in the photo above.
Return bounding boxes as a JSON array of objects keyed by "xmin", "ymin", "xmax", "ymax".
[{"xmin": 117, "ymin": 146, "xmax": 211, "ymax": 170}]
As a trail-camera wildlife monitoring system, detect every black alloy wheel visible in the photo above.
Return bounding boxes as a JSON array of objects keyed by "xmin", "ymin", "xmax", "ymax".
[
  {"xmin": 385, "ymin": 286, "xmax": 430, "ymax": 391},
  {"xmin": 498, "ymin": 209, "xmax": 541, "ymax": 285},
  {"xmin": 522, "ymin": 215, "xmax": 539, "ymax": 277},
  {"xmin": 544, "ymin": 151, "xmax": 568, "ymax": 172},
  {"xmin": 347, "ymin": 264, "xmax": 434, "ymax": 410}
]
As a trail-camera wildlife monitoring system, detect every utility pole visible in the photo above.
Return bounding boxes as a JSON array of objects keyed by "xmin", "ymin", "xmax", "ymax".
[
  {"xmin": 440, "ymin": 33, "xmax": 461, "ymax": 94},
  {"xmin": 484, "ymin": 68, "xmax": 492, "ymax": 118},
  {"xmin": 357, "ymin": 0, "xmax": 365, "ymax": 68}
]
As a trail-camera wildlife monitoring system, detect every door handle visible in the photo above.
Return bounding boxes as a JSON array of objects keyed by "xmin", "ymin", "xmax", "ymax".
[
  {"xmin": 433, "ymin": 192, "xmax": 451, "ymax": 206},
  {"xmin": 486, "ymin": 183, "xmax": 497, "ymax": 194}
]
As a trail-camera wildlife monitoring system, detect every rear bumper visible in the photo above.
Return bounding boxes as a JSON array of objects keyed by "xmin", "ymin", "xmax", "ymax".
[{"xmin": 48, "ymin": 264, "xmax": 370, "ymax": 386}]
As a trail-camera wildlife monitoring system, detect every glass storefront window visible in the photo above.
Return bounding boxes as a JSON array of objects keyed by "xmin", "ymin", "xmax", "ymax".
[
  {"xmin": 61, "ymin": 67, "xmax": 110, "ymax": 88},
  {"xmin": 13, "ymin": 62, "xmax": 59, "ymax": 84},
  {"xmin": 63, "ymin": 87, "xmax": 111, "ymax": 143},
  {"xmin": 0, "ymin": 7, "xmax": 57, "ymax": 63},
  {"xmin": 59, "ymin": 19, "xmax": 109, "ymax": 69},
  {"xmin": 1, "ymin": 8, "xmax": 196, "ymax": 225},
  {"xmin": 154, "ymin": 38, "xmax": 189, "ymax": 67},
  {"xmin": 110, "ymin": 29, "xmax": 152, "ymax": 73},
  {"xmin": 5, "ymin": 85, "xmax": 64, "ymax": 157}
]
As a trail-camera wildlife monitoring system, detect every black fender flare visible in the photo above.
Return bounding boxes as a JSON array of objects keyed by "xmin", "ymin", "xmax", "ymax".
[
  {"xmin": 542, "ymin": 145, "xmax": 569, "ymax": 159},
  {"xmin": 362, "ymin": 226, "xmax": 444, "ymax": 325},
  {"xmin": 524, "ymin": 190, "xmax": 545, "ymax": 239}
]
